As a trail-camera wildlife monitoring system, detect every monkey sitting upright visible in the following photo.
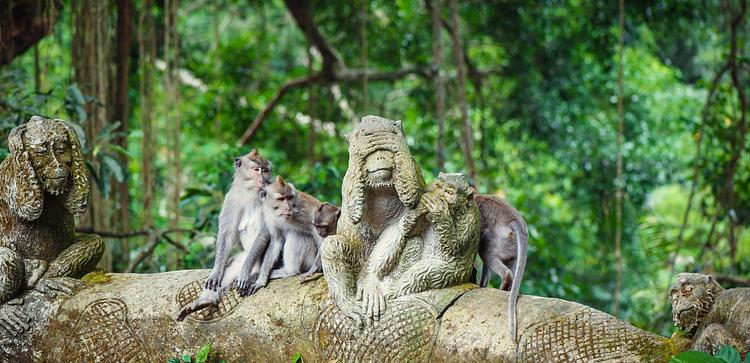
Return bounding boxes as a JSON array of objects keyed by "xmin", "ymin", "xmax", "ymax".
[
  {"xmin": 176, "ymin": 149, "xmax": 272, "ymax": 321},
  {"xmin": 237, "ymin": 176, "xmax": 324, "ymax": 296},
  {"xmin": 474, "ymin": 193, "xmax": 528, "ymax": 342}
]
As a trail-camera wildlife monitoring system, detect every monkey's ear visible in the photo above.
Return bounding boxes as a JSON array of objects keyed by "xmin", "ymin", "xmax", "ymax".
[
  {"xmin": 6, "ymin": 124, "xmax": 44, "ymax": 221},
  {"xmin": 335, "ymin": 209, "xmax": 341, "ymax": 218},
  {"xmin": 248, "ymin": 148, "xmax": 259, "ymax": 158},
  {"xmin": 317, "ymin": 204, "xmax": 325, "ymax": 212},
  {"xmin": 234, "ymin": 157, "xmax": 242, "ymax": 168},
  {"xmin": 275, "ymin": 175, "xmax": 286, "ymax": 186},
  {"xmin": 393, "ymin": 120, "xmax": 403, "ymax": 132},
  {"xmin": 58, "ymin": 119, "xmax": 89, "ymax": 216}
]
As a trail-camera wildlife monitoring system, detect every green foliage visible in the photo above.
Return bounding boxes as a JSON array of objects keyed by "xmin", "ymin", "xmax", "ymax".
[
  {"xmin": 169, "ymin": 343, "xmax": 218, "ymax": 363},
  {"xmin": 291, "ymin": 352, "xmax": 304, "ymax": 363},
  {"xmin": 670, "ymin": 346, "xmax": 746, "ymax": 363}
]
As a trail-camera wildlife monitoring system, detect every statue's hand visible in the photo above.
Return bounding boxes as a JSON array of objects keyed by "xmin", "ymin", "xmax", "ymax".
[
  {"xmin": 23, "ymin": 259, "xmax": 48, "ymax": 289},
  {"xmin": 356, "ymin": 276, "xmax": 386, "ymax": 321},
  {"xmin": 34, "ymin": 277, "xmax": 81, "ymax": 298},
  {"xmin": 204, "ymin": 269, "xmax": 224, "ymax": 291}
]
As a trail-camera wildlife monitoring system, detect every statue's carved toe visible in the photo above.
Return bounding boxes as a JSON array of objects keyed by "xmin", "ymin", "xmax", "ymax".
[{"xmin": 34, "ymin": 277, "xmax": 82, "ymax": 298}]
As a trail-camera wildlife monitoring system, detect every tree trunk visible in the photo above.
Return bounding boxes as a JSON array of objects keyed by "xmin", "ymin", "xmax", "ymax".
[
  {"xmin": 114, "ymin": 0, "xmax": 134, "ymax": 265},
  {"xmin": 447, "ymin": 0, "xmax": 477, "ymax": 186},
  {"xmin": 431, "ymin": 0, "xmax": 446, "ymax": 171},
  {"xmin": 0, "ymin": 0, "xmax": 60, "ymax": 66},
  {"xmin": 138, "ymin": 0, "xmax": 156, "ymax": 231},
  {"xmin": 72, "ymin": 0, "xmax": 114, "ymax": 271},
  {"xmin": 613, "ymin": 0, "xmax": 625, "ymax": 317}
]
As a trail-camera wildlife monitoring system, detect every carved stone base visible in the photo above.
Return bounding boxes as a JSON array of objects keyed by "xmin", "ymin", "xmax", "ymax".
[{"xmin": 0, "ymin": 270, "xmax": 676, "ymax": 362}]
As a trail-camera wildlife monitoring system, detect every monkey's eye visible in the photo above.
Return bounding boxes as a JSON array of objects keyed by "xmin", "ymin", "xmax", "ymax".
[
  {"xmin": 35, "ymin": 147, "xmax": 48, "ymax": 155},
  {"xmin": 681, "ymin": 285, "xmax": 693, "ymax": 295},
  {"xmin": 55, "ymin": 145, "xmax": 66, "ymax": 154}
]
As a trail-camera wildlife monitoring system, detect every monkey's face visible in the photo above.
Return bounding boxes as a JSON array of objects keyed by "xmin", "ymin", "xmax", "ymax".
[
  {"xmin": 433, "ymin": 173, "xmax": 472, "ymax": 206},
  {"xmin": 314, "ymin": 203, "xmax": 341, "ymax": 237},
  {"xmin": 669, "ymin": 273, "xmax": 720, "ymax": 334},
  {"xmin": 266, "ymin": 176, "xmax": 295, "ymax": 220},
  {"xmin": 23, "ymin": 121, "xmax": 73, "ymax": 195},
  {"xmin": 234, "ymin": 150, "xmax": 272, "ymax": 190},
  {"xmin": 363, "ymin": 149, "xmax": 395, "ymax": 188}
]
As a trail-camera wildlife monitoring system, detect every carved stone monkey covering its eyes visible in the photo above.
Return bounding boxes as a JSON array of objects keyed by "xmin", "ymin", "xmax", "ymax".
[{"xmin": 0, "ymin": 116, "xmax": 103, "ymax": 335}]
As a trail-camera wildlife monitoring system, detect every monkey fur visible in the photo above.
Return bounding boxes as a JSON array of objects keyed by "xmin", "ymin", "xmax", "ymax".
[
  {"xmin": 177, "ymin": 149, "xmax": 271, "ymax": 321},
  {"xmin": 474, "ymin": 193, "xmax": 528, "ymax": 342}
]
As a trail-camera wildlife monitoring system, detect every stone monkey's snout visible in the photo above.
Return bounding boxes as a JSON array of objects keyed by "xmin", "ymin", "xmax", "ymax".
[{"xmin": 364, "ymin": 149, "xmax": 395, "ymax": 182}]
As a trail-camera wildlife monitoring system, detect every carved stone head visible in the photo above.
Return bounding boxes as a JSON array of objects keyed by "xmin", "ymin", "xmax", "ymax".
[
  {"xmin": 669, "ymin": 273, "xmax": 723, "ymax": 335},
  {"xmin": 4, "ymin": 116, "xmax": 88, "ymax": 220},
  {"xmin": 342, "ymin": 115, "xmax": 425, "ymax": 223},
  {"xmin": 431, "ymin": 172, "xmax": 475, "ymax": 206}
]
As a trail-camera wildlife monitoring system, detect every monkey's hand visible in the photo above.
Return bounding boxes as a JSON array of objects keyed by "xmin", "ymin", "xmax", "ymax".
[
  {"xmin": 34, "ymin": 277, "xmax": 81, "ymax": 299},
  {"xmin": 205, "ymin": 269, "xmax": 224, "ymax": 291},
  {"xmin": 356, "ymin": 276, "xmax": 386, "ymax": 321}
]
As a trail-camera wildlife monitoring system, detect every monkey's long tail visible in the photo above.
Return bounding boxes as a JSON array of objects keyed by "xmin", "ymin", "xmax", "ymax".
[{"xmin": 508, "ymin": 219, "xmax": 528, "ymax": 344}]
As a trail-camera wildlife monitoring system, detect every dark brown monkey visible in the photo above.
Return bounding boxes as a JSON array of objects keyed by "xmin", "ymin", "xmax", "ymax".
[{"xmin": 475, "ymin": 194, "xmax": 528, "ymax": 341}]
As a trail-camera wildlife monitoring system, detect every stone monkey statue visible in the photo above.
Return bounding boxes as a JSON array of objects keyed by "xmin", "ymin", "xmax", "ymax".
[
  {"xmin": 321, "ymin": 116, "xmax": 426, "ymax": 322},
  {"xmin": 177, "ymin": 149, "xmax": 272, "ymax": 321},
  {"xmin": 360, "ymin": 172, "xmax": 480, "ymax": 320},
  {"xmin": 236, "ymin": 176, "xmax": 323, "ymax": 296},
  {"xmin": 670, "ymin": 273, "xmax": 749, "ymax": 356},
  {"xmin": 474, "ymin": 193, "xmax": 528, "ymax": 342},
  {"xmin": 0, "ymin": 116, "xmax": 103, "ymax": 334},
  {"xmin": 321, "ymin": 116, "xmax": 480, "ymax": 324}
]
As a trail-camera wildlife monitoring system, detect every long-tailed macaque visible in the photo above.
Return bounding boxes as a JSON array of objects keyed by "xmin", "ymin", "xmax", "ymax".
[
  {"xmin": 237, "ymin": 176, "xmax": 323, "ymax": 296},
  {"xmin": 176, "ymin": 149, "xmax": 271, "ymax": 321},
  {"xmin": 474, "ymin": 194, "xmax": 528, "ymax": 342}
]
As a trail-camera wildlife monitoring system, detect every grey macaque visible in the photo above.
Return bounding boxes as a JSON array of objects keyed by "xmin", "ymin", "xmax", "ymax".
[
  {"xmin": 238, "ymin": 176, "xmax": 323, "ymax": 295},
  {"xmin": 313, "ymin": 202, "xmax": 340, "ymax": 238},
  {"xmin": 176, "ymin": 149, "xmax": 271, "ymax": 321},
  {"xmin": 475, "ymin": 193, "xmax": 528, "ymax": 342}
]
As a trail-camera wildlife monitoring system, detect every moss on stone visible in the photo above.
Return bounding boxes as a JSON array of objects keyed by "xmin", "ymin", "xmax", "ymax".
[{"xmin": 81, "ymin": 269, "xmax": 113, "ymax": 286}]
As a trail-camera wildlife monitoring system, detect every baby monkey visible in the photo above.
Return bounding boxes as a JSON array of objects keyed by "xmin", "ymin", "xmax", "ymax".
[{"xmin": 313, "ymin": 202, "xmax": 340, "ymax": 238}]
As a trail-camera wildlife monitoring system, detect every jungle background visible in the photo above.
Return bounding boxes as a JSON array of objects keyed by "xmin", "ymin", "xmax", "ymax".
[{"xmin": 0, "ymin": 0, "xmax": 748, "ymax": 336}]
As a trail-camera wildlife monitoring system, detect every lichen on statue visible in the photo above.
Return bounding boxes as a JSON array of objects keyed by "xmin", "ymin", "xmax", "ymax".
[
  {"xmin": 0, "ymin": 116, "xmax": 103, "ymax": 335},
  {"xmin": 320, "ymin": 115, "xmax": 480, "ymax": 322},
  {"xmin": 670, "ymin": 273, "xmax": 750, "ymax": 356}
]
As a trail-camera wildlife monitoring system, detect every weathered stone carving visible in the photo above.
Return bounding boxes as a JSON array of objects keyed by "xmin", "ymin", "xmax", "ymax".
[
  {"xmin": 321, "ymin": 116, "xmax": 479, "ymax": 323},
  {"xmin": 66, "ymin": 298, "xmax": 150, "ymax": 361},
  {"xmin": 0, "ymin": 270, "xmax": 675, "ymax": 362},
  {"xmin": 669, "ymin": 273, "xmax": 749, "ymax": 356},
  {"xmin": 0, "ymin": 116, "xmax": 103, "ymax": 335}
]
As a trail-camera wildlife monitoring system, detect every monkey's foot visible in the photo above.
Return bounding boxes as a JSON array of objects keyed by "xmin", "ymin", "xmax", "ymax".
[
  {"xmin": 204, "ymin": 271, "xmax": 224, "ymax": 292},
  {"xmin": 238, "ymin": 277, "xmax": 266, "ymax": 297},
  {"xmin": 34, "ymin": 277, "xmax": 81, "ymax": 298},
  {"xmin": 300, "ymin": 272, "xmax": 323, "ymax": 284},
  {"xmin": 0, "ymin": 308, "xmax": 30, "ymax": 335},
  {"xmin": 175, "ymin": 304, "xmax": 196, "ymax": 322}
]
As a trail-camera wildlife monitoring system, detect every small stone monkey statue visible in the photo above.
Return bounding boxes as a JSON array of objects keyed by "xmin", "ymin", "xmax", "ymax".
[
  {"xmin": 0, "ymin": 116, "xmax": 103, "ymax": 334},
  {"xmin": 670, "ymin": 273, "xmax": 750, "ymax": 356}
]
